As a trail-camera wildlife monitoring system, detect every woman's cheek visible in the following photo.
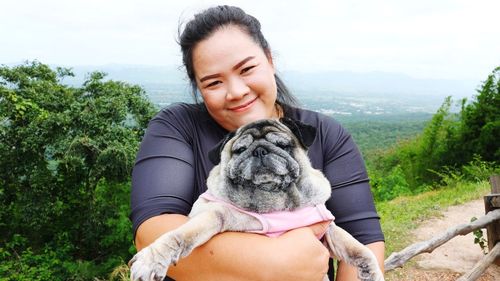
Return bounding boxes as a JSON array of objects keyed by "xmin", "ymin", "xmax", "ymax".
[
  {"xmin": 202, "ymin": 89, "xmax": 226, "ymax": 108},
  {"xmin": 244, "ymin": 76, "xmax": 264, "ymax": 93},
  {"xmin": 249, "ymin": 71, "xmax": 276, "ymax": 95}
]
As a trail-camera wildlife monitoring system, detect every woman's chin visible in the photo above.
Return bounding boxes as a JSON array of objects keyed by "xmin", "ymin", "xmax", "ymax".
[
  {"xmin": 221, "ymin": 107, "xmax": 276, "ymax": 130},
  {"xmin": 236, "ymin": 114, "xmax": 272, "ymax": 127}
]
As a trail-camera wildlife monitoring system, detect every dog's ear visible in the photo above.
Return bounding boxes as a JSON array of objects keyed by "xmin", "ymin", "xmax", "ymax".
[
  {"xmin": 208, "ymin": 131, "xmax": 236, "ymax": 165},
  {"xmin": 279, "ymin": 118, "xmax": 317, "ymax": 148}
]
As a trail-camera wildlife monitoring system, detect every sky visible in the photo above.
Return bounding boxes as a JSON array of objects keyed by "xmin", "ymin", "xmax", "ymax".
[{"xmin": 1, "ymin": 0, "xmax": 499, "ymax": 82}]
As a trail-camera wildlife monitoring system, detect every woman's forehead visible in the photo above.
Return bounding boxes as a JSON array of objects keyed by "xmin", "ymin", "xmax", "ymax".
[{"xmin": 192, "ymin": 26, "xmax": 266, "ymax": 75}]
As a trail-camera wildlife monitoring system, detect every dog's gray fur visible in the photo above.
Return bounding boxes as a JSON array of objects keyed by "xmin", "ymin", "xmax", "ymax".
[{"xmin": 129, "ymin": 119, "xmax": 384, "ymax": 281}]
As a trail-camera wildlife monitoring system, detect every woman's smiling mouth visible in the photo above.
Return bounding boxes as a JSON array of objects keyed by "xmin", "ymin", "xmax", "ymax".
[{"xmin": 228, "ymin": 97, "xmax": 258, "ymax": 112}]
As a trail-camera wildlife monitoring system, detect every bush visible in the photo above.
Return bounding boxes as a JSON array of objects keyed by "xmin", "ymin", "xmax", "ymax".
[
  {"xmin": 0, "ymin": 61, "xmax": 156, "ymax": 279},
  {"xmin": 431, "ymin": 157, "xmax": 500, "ymax": 189},
  {"xmin": 0, "ymin": 235, "xmax": 69, "ymax": 281},
  {"xmin": 371, "ymin": 165, "xmax": 413, "ymax": 201},
  {"xmin": 369, "ymin": 66, "xmax": 499, "ymax": 193}
]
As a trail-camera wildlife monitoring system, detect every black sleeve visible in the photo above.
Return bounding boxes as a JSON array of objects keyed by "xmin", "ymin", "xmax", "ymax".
[
  {"xmin": 129, "ymin": 107, "xmax": 197, "ymax": 238},
  {"xmin": 319, "ymin": 117, "xmax": 385, "ymax": 245}
]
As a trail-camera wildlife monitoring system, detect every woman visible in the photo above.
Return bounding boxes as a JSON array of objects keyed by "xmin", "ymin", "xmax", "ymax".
[{"xmin": 130, "ymin": 5, "xmax": 384, "ymax": 281}]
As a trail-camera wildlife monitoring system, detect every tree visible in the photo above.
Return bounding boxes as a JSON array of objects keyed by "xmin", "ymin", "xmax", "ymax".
[
  {"xmin": 458, "ymin": 66, "xmax": 500, "ymax": 162},
  {"xmin": 0, "ymin": 61, "xmax": 157, "ymax": 279},
  {"xmin": 368, "ymin": 65, "xmax": 499, "ymax": 197}
]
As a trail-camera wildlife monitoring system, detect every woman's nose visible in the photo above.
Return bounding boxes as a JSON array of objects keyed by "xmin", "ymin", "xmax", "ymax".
[{"xmin": 226, "ymin": 77, "xmax": 249, "ymax": 100}]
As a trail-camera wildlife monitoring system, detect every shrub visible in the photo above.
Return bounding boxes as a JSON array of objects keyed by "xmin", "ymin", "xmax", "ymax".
[
  {"xmin": 0, "ymin": 61, "xmax": 156, "ymax": 279},
  {"xmin": 371, "ymin": 165, "xmax": 413, "ymax": 201}
]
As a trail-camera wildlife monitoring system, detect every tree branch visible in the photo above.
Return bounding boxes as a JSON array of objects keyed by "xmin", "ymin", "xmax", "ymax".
[{"xmin": 384, "ymin": 209, "xmax": 500, "ymax": 271}]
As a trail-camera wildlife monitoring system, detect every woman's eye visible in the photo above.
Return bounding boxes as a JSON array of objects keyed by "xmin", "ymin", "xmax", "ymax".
[
  {"xmin": 206, "ymin": 81, "xmax": 221, "ymax": 88},
  {"xmin": 241, "ymin": 66, "xmax": 255, "ymax": 74}
]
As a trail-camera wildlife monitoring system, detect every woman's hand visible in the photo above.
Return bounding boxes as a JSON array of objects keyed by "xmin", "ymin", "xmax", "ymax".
[{"xmin": 265, "ymin": 221, "xmax": 331, "ymax": 281}]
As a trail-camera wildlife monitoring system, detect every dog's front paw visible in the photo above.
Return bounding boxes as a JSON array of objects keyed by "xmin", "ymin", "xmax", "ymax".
[
  {"xmin": 128, "ymin": 235, "xmax": 186, "ymax": 281},
  {"xmin": 128, "ymin": 245, "xmax": 169, "ymax": 281},
  {"xmin": 357, "ymin": 262, "xmax": 385, "ymax": 281}
]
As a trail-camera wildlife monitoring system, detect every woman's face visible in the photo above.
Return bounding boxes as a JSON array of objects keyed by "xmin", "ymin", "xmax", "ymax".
[{"xmin": 192, "ymin": 25, "xmax": 278, "ymax": 131}]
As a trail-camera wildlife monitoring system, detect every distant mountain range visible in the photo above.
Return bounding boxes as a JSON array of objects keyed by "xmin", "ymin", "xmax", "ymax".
[
  {"xmin": 43, "ymin": 63, "xmax": 481, "ymax": 116},
  {"xmin": 281, "ymin": 70, "xmax": 478, "ymax": 99},
  {"xmin": 57, "ymin": 64, "xmax": 479, "ymax": 100}
]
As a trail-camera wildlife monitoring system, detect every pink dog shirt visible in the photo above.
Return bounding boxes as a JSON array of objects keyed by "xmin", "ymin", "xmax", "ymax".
[{"xmin": 199, "ymin": 192, "xmax": 335, "ymax": 238}]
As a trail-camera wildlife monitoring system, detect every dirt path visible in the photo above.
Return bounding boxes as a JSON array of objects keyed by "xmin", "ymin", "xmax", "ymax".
[{"xmin": 386, "ymin": 199, "xmax": 500, "ymax": 281}]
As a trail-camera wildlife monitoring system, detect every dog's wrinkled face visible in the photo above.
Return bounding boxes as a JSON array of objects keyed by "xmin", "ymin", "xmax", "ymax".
[
  {"xmin": 207, "ymin": 118, "xmax": 323, "ymax": 212},
  {"xmin": 227, "ymin": 122, "xmax": 300, "ymax": 192}
]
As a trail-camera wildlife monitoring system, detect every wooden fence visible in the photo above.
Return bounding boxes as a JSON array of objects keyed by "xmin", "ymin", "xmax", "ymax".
[{"xmin": 384, "ymin": 175, "xmax": 500, "ymax": 281}]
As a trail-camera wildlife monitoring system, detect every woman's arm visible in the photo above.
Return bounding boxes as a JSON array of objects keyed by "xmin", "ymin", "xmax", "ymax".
[
  {"xmin": 335, "ymin": 241, "xmax": 385, "ymax": 281},
  {"xmin": 135, "ymin": 214, "xmax": 332, "ymax": 281}
]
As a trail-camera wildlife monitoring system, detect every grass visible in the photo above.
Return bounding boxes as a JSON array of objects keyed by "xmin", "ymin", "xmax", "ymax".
[{"xmin": 377, "ymin": 179, "xmax": 492, "ymax": 256}]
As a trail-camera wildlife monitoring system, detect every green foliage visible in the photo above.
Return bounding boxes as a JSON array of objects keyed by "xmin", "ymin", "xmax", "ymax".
[
  {"xmin": 429, "ymin": 157, "xmax": 500, "ymax": 189},
  {"xmin": 470, "ymin": 217, "xmax": 488, "ymax": 255},
  {"xmin": 0, "ymin": 244, "xmax": 66, "ymax": 281},
  {"xmin": 369, "ymin": 66, "xmax": 500, "ymax": 199},
  {"xmin": 0, "ymin": 61, "xmax": 156, "ymax": 280},
  {"xmin": 457, "ymin": 66, "xmax": 500, "ymax": 162},
  {"xmin": 341, "ymin": 115, "xmax": 429, "ymax": 156},
  {"xmin": 371, "ymin": 165, "xmax": 412, "ymax": 201},
  {"xmin": 0, "ymin": 241, "xmax": 123, "ymax": 281}
]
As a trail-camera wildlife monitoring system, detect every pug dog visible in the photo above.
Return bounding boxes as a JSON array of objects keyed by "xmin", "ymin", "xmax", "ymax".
[{"xmin": 129, "ymin": 118, "xmax": 384, "ymax": 281}]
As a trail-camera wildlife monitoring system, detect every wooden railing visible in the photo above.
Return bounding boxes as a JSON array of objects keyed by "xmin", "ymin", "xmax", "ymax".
[{"xmin": 384, "ymin": 175, "xmax": 500, "ymax": 281}]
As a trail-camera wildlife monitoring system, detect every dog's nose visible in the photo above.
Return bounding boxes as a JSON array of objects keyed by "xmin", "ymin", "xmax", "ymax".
[{"xmin": 252, "ymin": 146, "xmax": 268, "ymax": 158}]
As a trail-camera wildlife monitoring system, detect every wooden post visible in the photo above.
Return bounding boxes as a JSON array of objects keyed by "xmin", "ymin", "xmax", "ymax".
[
  {"xmin": 457, "ymin": 243, "xmax": 500, "ymax": 281},
  {"xmin": 484, "ymin": 174, "xmax": 500, "ymax": 265}
]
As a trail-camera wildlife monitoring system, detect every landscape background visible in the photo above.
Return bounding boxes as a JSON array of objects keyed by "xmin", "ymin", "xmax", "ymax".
[
  {"xmin": 1, "ymin": 0, "xmax": 499, "ymax": 280},
  {"xmin": 60, "ymin": 64, "xmax": 477, "ymax": 153},
  {"xmin": 2, "ymin": 61, "xmax": 497, "ymax": 281}
]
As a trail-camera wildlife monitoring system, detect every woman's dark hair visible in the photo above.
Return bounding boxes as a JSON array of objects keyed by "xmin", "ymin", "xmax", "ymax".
[{"xmin": 178, "ymin": 5, "xmax": 298, "ymax": 106}]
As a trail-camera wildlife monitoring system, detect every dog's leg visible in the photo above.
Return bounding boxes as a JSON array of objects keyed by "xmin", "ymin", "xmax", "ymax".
[
  {"xmin": 324, "ymin": 223, "xmax": 384, "ymax": 281},
  {"xmin": 128, "ymin": 202, "xmax": 262, "ymax": 281}
]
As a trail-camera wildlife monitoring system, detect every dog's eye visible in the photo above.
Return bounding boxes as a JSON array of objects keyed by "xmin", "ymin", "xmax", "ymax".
[
  {"xmin": 277, "ymin": 143, "xmax": 292, "ymax": 150},
  {"xmin": 234, "ymin": 147, "xmax": 246, "ymax": 154}
]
